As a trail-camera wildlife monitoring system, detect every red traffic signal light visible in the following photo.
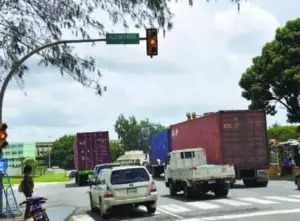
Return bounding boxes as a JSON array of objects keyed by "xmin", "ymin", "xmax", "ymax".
[
  {"xmin": 0, "ymin": 123, "xmax": 8, "ymax": 148},
  {"xmin": 146, "ymin": 28, "xmax": 158, "ymax": 57}
]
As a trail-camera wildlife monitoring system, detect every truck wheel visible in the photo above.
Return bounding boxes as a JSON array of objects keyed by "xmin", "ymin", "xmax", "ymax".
[
  {"xmin": 78, "ymin": 174, "xmax": 83, "ymax": 186},
  {"xmin": 214, "ymin": 187, "xmax": 229, "ymax": 198},
  {"xmin": 296, "ymin": 177, "xmax": 300, "ymax": 190},
  {"xmin": 169, "ymin": 182, "xmax": 177, "ymax": 196},
  {"xmin": 243, "ymin": 179, "xmax": 256, "ymax": 188},
  {"xmin": 257, "ymin": 181, "xmax": 268, "ymax": 187},
  {"xmin": 183, "ymin": 182, "xmax": 193, "ymax": 198},
  {"xmin": 146, "ymin": 204, "xmax": 156, "ymax": 214}
]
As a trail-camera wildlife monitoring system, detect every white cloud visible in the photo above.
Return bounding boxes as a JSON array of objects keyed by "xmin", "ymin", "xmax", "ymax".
[{"xmin": 3, "ymin": 1, "xmax": 287, "ymax": 142}]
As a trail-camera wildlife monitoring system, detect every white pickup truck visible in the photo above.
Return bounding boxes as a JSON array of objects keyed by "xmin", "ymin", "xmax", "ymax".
[{"xmin": 165, "ymin": 148, "xmax": 235, "ymax": 198}]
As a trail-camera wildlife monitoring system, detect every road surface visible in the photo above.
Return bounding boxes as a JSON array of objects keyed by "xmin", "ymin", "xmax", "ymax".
[{"xmin": 13, "ymin": 179, "xmax": 300, "ymax": 221}]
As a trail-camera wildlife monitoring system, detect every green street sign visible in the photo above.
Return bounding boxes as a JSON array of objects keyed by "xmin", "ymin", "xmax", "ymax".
[{"xmin": 106, "ymin": 33, "xmax": 140, "ymax": 44}]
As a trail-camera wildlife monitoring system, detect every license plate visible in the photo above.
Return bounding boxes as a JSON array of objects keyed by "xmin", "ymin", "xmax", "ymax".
[
  {"xmin": 127, "ymin": 188, "xmax": 137, "ymax": 194},
  {"xmin": 208, "ymin": 180, "xmax": 216, "ymax": 184}
]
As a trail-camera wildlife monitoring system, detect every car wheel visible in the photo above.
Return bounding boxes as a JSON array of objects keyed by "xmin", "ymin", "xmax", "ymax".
[
  {"xmin": 297, "ymin": 177, "xmax": 300, "ymax": 190},
  {"xmin": 146, "ymin": 205, "xmax": 156, "ymax": 214},
  {"xmin": 99, "ymin": 197, "xmax": 109, "ymax": 219},
  {"xmin": 89, "ymin": 193, "xmax": 97, "ymax": 212}
]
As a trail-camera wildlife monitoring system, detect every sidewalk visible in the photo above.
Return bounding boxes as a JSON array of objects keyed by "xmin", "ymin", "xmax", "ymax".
[{"xmin": 0, "ymin": 208, "xmax": 24, "ymax": 220}]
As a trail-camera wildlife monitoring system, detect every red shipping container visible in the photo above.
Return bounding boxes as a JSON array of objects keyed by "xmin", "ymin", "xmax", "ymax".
[
  {"xmin": 74, "ymin": 131, "xmax": 111, "ymax": 170},
  {"xmin": 170, "ymin": 110, "xmax": 268, "ymax": 169}
]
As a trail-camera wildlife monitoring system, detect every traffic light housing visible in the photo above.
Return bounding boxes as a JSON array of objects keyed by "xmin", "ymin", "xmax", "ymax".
[
  {"xmin": 192, "ymin": 112, "xmax": 197, "ymax": 119},
  {"xmin": 0, "ymin": 123, "xmax": 8, "ymax": 148},
  {"xmin": 146, "ymin": 28, "xmax": 158, "ymax": 57},
  {"xmin": 186, "ymin": 113, "xmax": 191, "ymax": 120}
]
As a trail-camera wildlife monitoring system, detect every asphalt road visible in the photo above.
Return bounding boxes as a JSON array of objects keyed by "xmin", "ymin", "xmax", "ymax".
[{"xmin": 12, "ymin": 179, "xmax": 300, "ymax": 221}]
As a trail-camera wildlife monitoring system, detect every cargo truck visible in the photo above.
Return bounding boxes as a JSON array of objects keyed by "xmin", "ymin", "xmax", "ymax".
[
  {"xmin": 73, "ymin": 131, "xmax": 111, "ymax": 186},
  {"xmin": 150, "ymin": 130, "xmax": 170, "ymax": 178},
  {"xmin": 170, "ymin": 109, "xmax": 269, "ymax": 188}
]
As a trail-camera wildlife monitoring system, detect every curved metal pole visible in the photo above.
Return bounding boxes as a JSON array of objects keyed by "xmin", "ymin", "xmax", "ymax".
[
  {"xmin": 0, "ymin": 38, "xmax": 105, "ymax": 214},
  {"xmin": 0, "ymin": 38, "xmax": 106, "ymax": 123}
]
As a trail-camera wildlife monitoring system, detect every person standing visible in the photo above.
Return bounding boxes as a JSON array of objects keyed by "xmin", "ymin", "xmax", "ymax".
[{"xmin": 22, "ymin": 165, "xmax": 34, "ymax": 219}]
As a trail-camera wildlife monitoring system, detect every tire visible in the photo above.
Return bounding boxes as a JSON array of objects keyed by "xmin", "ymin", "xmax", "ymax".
[
  {"xmin": 146, "ymin": 205, "xmax": 156, "ymax": 214},
  {"xmin": 99, "ymin": 198, "xmax": 109, "ymax": 219},
  {"xmin": 89, "ymin": 193, "xmax": 97, "ymax": 212},
  {"xmin": 296, "ymin": 177, "xmax": 300, "ymax": 190},
  {"xmin": 169, "ymin": 182, "xmax": 177, "ymax": 196},
  {"xmin": 230, "ymin": 182, "xmax": 234, "ymax": 188},
  {"xmin": 214, "ymin": 187, "xmax": 229, "ymax": 198},
  {"xmin": 183, "ymin": 182, "xmax": 193, "ymax": 198},
  {"xmin": 243, "ymin": 179, "xmax": 256, "ymax": 188},
  {"xmin": 257, "ymin": 181, "xmax": 268, "ymax": 187}
]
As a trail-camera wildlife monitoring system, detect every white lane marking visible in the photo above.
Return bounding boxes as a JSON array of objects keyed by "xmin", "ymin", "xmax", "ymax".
[
  {"xmin": 71, "ymin": 215, "xmax": 96, "ymax": 221},
  {"xmin": 138, "ymin": 206, "xmax": 161, "ymax": 214},
  {"xmin": 160, "ymin": 204, "xmax": 191, "ymax": 213},
  {"xmin": 186, "ymin": 201, "xmax": 221, "ymax": 209},
  {"xmin": 178, "ymin": 208, "xmax": 300, "ymax": 221},
  {"xmin": 237, "ymin": 197, "xmax": 278, "ymax": 204},
  {"xmin": 213, "ymin": 199, "xmax": 251, "ymax": 206},
  {"xmin": 264, "ymin": 196, "xmax": 300, "ymax": 202},
  {"xmin": 157, "ymin": 207, "xmax": 184, "ymax": 219},
  {"xmin": 289, "ymin": 195, "xmax": 300, "ymax": 198}
]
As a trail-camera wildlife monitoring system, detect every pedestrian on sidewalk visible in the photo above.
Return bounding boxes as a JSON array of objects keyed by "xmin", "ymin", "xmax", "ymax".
[{"xmin": 22, "ymin": 165, "xmax": 34, "ymax": 219}]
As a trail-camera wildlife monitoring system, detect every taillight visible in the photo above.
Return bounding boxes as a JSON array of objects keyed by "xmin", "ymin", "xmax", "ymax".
[
  {"xmin": 150, "ymin": 181, "xmax": 157, "ymax": 192},
  {"xmin": 104, "ymin": 186, "xmax": 113, "ymax": 198}
]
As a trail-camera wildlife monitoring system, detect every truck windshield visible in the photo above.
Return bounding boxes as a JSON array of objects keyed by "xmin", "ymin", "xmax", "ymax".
[{"xmin": 110, "ymin": 168, "xmax": 150, "ymax": 185}]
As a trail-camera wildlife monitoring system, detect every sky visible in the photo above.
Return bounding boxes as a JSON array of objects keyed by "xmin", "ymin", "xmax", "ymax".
[{"xmin": 4, "ymin": 0, "xmax": 300, "ymax": 142}]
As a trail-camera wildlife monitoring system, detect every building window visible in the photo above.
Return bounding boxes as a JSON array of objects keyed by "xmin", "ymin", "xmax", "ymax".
[{"xmin": 17, "ymin": 144, "xmax": 23, "ymax": 148}]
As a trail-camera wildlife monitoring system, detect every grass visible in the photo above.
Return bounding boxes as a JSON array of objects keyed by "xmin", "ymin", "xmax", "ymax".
[{"xmin": 3, "ymin": 173, "xmax": 71, "ymax": 185}]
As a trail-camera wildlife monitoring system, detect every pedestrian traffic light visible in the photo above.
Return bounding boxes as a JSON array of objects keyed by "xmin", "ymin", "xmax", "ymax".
[
  {"xmin": 146, "ymin": 28, "xmax": 158, "ymax": 57},
  {"xmin": 0, "ymin": 123, "xmax": 8, "ymax": 148},
  {"xmin": 192, "ymin": 112, "xmax": 197, "ymax": 119},
  {"xmin": 186, "ymin": 113, "xmax": 191, "ymax": 120}
]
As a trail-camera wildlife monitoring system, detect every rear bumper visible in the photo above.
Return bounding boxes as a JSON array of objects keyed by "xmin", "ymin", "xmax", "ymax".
[{"xmin": 103, "ymin": 192, "xmax": 158, "ymax": 210}]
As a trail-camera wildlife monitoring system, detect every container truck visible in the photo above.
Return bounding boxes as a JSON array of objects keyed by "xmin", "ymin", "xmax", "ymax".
[
  {"xmin": 170, "ymin": 109, "xmax": 269, "ymax": 188},
  {"xmin": 151, "ymin": 130, "xmax": 170, "ymax": 177},
  {"xmin": 73, "ymin": 131, "xmax": 111, "ymax": 186}
]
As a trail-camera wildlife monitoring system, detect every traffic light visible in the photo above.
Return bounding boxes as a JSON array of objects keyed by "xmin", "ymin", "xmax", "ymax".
[
  {"xmin": 192, "ymin": 112, "xmax": 197, "ymax": 119},
  {"xmin": 0, "ymin": 123, "xmax": 8, "ymax": 148},
  {"xmin": 186, "ymin": 113, "xmax": 191, "ymax": 120},
  {"xmin": 146, "ymin": 28, "xmax": 158, "ymax": 57}
]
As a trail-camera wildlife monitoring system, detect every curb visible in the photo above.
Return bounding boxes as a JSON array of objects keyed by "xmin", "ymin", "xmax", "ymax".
[{"xmin": 63, "ymin": 207, "xmax": 78, "ymax": 221}]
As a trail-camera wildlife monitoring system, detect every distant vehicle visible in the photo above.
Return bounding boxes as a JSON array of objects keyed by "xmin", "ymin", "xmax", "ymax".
[
  {"xmin": 19, "ymin": 196, "xmax": 49, "ymax": 221},
  {"xmin": 88, "ymin": 165, "xmax": 158, "ymax": 218},
  {"xmin": 165, "ymin": 148, "xmax": 235, "ymax": 198},
  {"xmin": 169, "ymin": 109, "xmax": 269, "ymax": 188},
  {"xmin": 116, "ymin": 151, "xmax": 146, "ymax": 166},
  {"xmin": 73, "ymin": 131, "xmax": 112, "ymax": 186},
  {"xmin": 68, "ymin": 170, "xmax": 77, "ymax": 179},
  {"xmin": 150, "ymin": 130, "xmax": 170, "ymax": 177},
  {"xmin": 296, "ymin": 173, "xmax": 300, "ymax": 190},
  {"xmin": 88, "ymin": 163, "xmax": 120, "ymax": 183}
]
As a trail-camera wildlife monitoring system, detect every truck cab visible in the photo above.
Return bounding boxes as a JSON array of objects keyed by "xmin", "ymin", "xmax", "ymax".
[{"xmin": 165, "ymin": 148, "xmax": 235, "ymax": 198}]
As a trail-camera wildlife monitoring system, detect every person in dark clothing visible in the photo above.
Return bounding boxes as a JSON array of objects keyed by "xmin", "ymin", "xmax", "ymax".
[{"xmin": 22, "ymin": 165, "xmax": 34, "ymax": 219}]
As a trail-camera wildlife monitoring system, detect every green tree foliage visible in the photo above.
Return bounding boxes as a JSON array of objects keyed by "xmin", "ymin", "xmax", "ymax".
[
  {"xmin": 114, "ymin": 114, "xmax": 166, "ymax": 152},
  {"xmin": 268, "ymin": 124, "xmax": 300, "ymax": 142},
  {"xmin": 109, "ymin": 140, "xmax": 124, "ymax": 162},
  {"xmin": 114, "ymin": 114, "xmax": 142, "ymax": 151},
  {"xmin": 139, "ymin": 119, "xmax": 167, "ymax": 152},
  {"xmin": 239, "ymin": 18, "xmax": 300, "ymax": 123},
  {"xmin": 0, "ymin": 0, "xmax": 194, "ymax": 93},
  {"xmin": 49, "ymin": 135, "xmax": 74, "ymax": 169}
]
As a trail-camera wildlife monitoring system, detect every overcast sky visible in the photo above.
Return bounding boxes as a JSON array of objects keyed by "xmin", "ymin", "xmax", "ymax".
[{"xmin": 4, "ymin": 0, "xmax": 300, "ymax": 142}]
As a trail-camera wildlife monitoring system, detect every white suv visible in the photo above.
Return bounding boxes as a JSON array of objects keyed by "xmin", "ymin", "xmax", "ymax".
[{"xmin": 89, "ymin": 165, "xmax": 158, "ymax": 218}]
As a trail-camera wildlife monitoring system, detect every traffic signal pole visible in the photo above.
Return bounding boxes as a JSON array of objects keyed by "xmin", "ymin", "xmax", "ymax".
[{"xmin": 0, "ymin": 30, "xmax": 157, "ymax": 214}]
